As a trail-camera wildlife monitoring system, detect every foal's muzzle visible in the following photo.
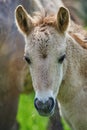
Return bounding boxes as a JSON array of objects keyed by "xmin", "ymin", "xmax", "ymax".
[{"xmin": 34, "ymin": 97, "xmax": 55, "ymax": 116}]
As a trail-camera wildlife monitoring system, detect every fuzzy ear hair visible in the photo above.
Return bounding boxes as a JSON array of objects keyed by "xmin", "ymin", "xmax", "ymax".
[
  {"xmin": 56, "ymin": 7, "xmax": 69, "ymax": 33},
  {"xmin": 15, "ymin": 5, "xmax": 33, "ymax": 35}
]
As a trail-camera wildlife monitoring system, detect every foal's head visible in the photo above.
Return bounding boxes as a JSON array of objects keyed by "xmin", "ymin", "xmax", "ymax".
[{"xmin": 15, "ymin": 5, "xmax": 69, "ymax": 116}]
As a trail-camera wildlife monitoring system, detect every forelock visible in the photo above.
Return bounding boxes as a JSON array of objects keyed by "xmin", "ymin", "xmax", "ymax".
[{"xmin": 32, "ymin": 11, "xmax": 56, "ymax": 28}]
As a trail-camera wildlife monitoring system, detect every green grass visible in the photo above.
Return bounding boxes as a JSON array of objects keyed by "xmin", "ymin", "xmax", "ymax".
[
  {"xmin": 62, "ymin": 119, "xmax": 71, "ymax": 130},
  {"xmin": 17, "ymin": 92, "xmax": 71, "ymax": 130}
]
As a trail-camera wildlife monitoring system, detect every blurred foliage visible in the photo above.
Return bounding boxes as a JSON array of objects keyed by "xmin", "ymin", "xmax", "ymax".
[
  {"xmin": 23, "ymin": 70, "xmax": 33, "ymax": 94},
  {"xmin": 62, "ymin": 119, "xmax": 71, "ymax": 130}
]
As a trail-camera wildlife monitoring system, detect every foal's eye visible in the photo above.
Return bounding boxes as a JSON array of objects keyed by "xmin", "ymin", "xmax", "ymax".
[
  {"xmin": 58, "ymin": 54, "xmax": 66, "ymax": 63},
  {"xmin": 24, "ymin": 56, "xmax": 31, "ymax": 64}
]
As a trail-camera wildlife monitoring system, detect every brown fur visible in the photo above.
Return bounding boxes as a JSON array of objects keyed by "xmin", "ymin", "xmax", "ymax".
[{"xmin": 33, "ymin": 15, "xmax": 56, "ymax": 27}]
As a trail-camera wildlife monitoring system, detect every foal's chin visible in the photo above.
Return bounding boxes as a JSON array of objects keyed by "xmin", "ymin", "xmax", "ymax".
[
  {"xmin": 35, "ymin": 104, "xmax": 56, "ymax": 117},
  {"xmin": 38, "ymin": 109, "xmax": 55, "ymax": 117},
  {"xmin": 36, "ymin": 103, "xmax": 56, "ymax": 117}
]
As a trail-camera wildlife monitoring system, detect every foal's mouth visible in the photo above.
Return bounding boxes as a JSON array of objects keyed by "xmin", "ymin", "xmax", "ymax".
[{"xmin": 37, "ymin": 106, "xmax": 55, "ymax": 117}]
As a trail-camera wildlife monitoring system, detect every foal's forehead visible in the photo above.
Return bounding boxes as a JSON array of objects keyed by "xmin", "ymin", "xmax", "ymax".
[
  {"xmin": 32, "ymin": 26, "xmax": 51, "ymax": 43},
  {"xmin": 29, "ymin": 26, "xmax": 51, "ymax": 58},
  {"xmin": 26, "ymin": 25, "xmax": 65, "ymax": 57},
  {"xmin": 29, "ymin": 25, "xmax": 60, "ymax": 47}
]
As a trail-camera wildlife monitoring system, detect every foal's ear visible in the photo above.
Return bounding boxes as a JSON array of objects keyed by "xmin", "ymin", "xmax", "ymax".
[
  {"xmin": 15, "ymin": 5, "xmax": 33, "ymax": 35},
  {"xmin": 56, "ymin": 7, "xmax": 69, "ymax": 33}
]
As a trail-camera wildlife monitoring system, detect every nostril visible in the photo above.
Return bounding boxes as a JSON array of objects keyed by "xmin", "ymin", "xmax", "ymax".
[
  {"xmin": 34, "ymin": 98, "xmax": 38, "ymax": 110},
  {"xmin": 34, "ymin": 98, "xmax": 43, "ymax": 110},
  {"xmin": 48, "ymin": 97, "xmax": 54, "ymax": 110}
]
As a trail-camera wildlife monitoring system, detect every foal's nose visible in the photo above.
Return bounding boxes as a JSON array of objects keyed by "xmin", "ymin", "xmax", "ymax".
[{"xmin": 34, "ymin": 97, "xmax": 55, "ymax": 116}]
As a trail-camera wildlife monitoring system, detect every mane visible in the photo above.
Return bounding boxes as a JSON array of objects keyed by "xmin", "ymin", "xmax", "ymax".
[
  {"xmin": 69, "ymin": 21, "xmax": 87, "ymax": 49},
  {"xmin": 70, "ymin": 33, "xmax": 87, "ymax": 49},
  {"xmin": 32, "ymin": 11, "xmax": 56, "ymax": 27}
]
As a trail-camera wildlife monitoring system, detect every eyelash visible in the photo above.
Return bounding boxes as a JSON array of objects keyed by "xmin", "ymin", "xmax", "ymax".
[
  {"xmin": 24, "ymin": 56, "xmax": 31, "ymax": 64},
  {"xmin": 58, "ymin": 54, "xmax": 66, "ymax": 63}
]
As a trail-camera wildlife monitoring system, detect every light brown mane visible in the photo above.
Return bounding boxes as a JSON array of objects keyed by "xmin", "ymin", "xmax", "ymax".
[
  {"xmin": 32, "ymin": 12, "xmax": 56, "ymax": 27},
  {"xmin": 69, "ymin": 33, "xmax": 87, "ymax": 49}
]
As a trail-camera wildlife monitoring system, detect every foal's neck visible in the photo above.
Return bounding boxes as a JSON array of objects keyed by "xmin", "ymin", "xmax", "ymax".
[
  {"xmin": 58, "ymin": 35, "xmax": 83, "ymax": 103},
  {"xmin": 58, "ymin": 34, "xmax": 87, "ymax": 103},
  {"xmin": 63, "ymin": 32, "xmax": 87, "ymax": 86},
  {"xmin": 63, "ymin": 34, "xmax": 81, "ymax": 79}
]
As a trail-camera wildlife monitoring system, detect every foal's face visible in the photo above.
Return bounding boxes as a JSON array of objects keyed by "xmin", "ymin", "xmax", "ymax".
[
  {"xmin": 15, "ymin": 5, "xmax": 69, "ymax": 116},
  {"xmin": 25, "ymin": 26, "xmax": 67, "ymax": 115}
]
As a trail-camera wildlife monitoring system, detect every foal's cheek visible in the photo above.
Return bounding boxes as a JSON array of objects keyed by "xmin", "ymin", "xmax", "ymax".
[
  {"xmin": 52, "ymin": 65, "xmax": 63, "ymax": 97},
  {"xmin": 29, "ymin": 68, "xmax": 36, "ymax": 90}
]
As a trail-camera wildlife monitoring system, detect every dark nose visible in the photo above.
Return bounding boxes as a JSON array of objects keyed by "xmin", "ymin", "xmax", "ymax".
[{"xmin": 34, "ymin": 97, "xmax": 55, "ymax": 116}]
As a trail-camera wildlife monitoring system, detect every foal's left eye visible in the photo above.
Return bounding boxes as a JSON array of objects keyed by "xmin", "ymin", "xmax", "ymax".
[
  {"xmin": 58, "ymin": 54, "xmax": 66, "ymax": 63},
  {"xmin": 24, "ymin": 56, "xmax": 31, "ymax": 64}
]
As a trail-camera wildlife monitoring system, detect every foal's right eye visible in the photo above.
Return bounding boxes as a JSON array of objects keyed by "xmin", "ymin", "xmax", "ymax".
[
  {"xmin": 58, "ymin": 54, "xmax": 66, "ymax": 63},
  {"xmin": 24, "ymin": 56, "xmax": 31, "ymax": 64}
]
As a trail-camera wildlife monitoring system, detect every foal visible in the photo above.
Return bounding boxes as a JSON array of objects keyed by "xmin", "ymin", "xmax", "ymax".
[{"xmin": 15, "ymin": 5, "xmax": 87, "ymax": 130}]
